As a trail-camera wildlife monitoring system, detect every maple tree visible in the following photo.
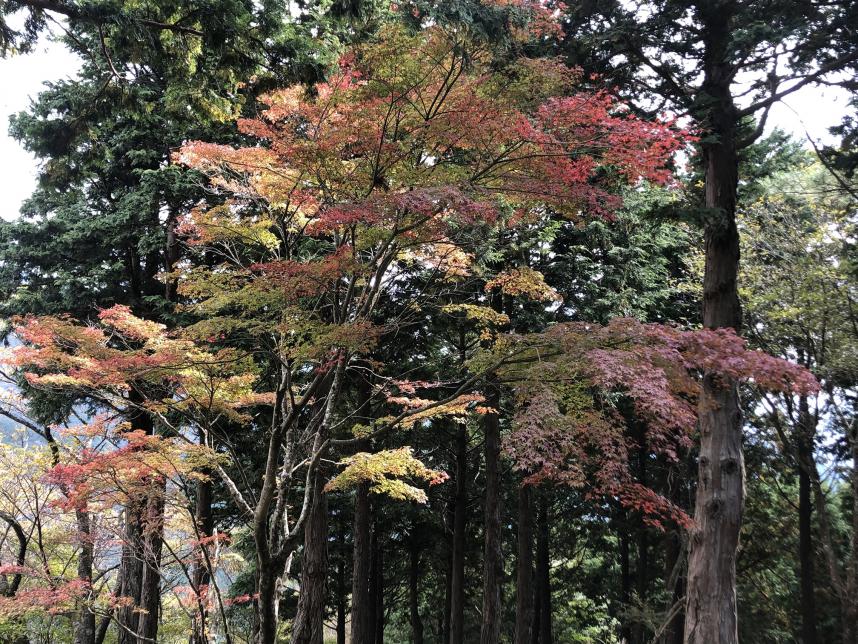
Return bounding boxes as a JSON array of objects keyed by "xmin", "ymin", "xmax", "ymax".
[{"xmin": 169, "ymin": 20, "xmax": 686, "ymax": 643}]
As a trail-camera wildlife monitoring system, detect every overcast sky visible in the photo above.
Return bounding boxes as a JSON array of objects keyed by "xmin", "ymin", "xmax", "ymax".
[{"xmin": 0, "ymin": 36, "xmax": 853, "ymax": 223}]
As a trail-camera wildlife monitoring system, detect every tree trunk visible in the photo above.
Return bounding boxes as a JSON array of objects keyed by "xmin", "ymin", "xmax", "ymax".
[
  {"xmin": 443, "ymin": 533, "xmax": 452, "ymax": 644},
  {"xmin": 336, "ymin": 555, "xmax": 347, "ymax": 644},
  {"xmin": 797, "ymin": 397, "xmax": 817, "ymax": 644},
  {"xmin": 535, "ymin": 492, "xmax": 553, "ymax": 644},
  {"xmin": 117, "ymin": 496, "xmax": 145, "ymax": 644},
  {"xmin": 449, "ymin": 424, "xmax": 468, "ymax": 644},
  {"xmin": 409, "ymin": 538, "xmax": 425, "ymax": 644},
  {"xmin": 684, "ymin": 6, "xmax": 743, "ymax": 644},
  {"xmin": 351, "ymin": 482, "xmax": 373, "ymax": 644},
  {"xmin": 191, "ymin": 428, "xmax": 215, "ymax": 644},
  {"xmin": 480, "ymin": 384, "xmax": 503, "ymax": 644},
  {"xmin": 515, "ymin": 485, "xmax": 535, "ymax": 644},
  {"xmin": 73, "ymin": 509, "xmax": 96, "ymax": 644},
  {"xmin": 255, "ymin": 564, "xmax": 279, "ymax": 644},
  {"xmin": 291, "ymin": 476, "xmax": 329, "ymax": 644},
  {"xmin": 634, "ymin": 444, "xmax": 649, "ymax": 644},
  {"xmin": 371, "ymin": 528, "xmax": 384, "ymax": 644},
  {"xmin": 137, "ymin": 478, "xmax": 166, "ymax": 644},
  {"xmin": 619, "ymin": 516, "xmax": 631, "ymax": 643}
]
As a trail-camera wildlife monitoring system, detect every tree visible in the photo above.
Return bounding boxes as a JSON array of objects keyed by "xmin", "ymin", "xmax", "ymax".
[
  {"xmin": 560, "ymin": 3, "xmax": 858, "ymax": 640},
  {"xmin": 171, "ymin": 21, "xmax": 685, "ymax": 642}
]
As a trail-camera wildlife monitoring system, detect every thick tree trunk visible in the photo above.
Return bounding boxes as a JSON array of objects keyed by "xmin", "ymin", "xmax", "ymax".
[
  {"xmin": 449, "ymin": 424, "xmax": 468, "ymax": 644},
  {"xmin": 535, "ymin": 492, "xmax": 553, "ymax": 644},
  {"xmin": 117, "ymin": 496, "xmax": 145, "ymax": 644},
  {"xmin": 255, "ymin": 565, "xmax": 279, "ymax": 644},
  {"xmin": 291, "ymin": 476, "xmax": 329, "ymax": 644},
  {"xmin": 515, "ymin": 485, "xmax": 535, "ymax": 644},
  {"xmin": 480, "ymin": 384, "xmax": 503, "ymax": 644},
  {"xmin": 351, "ymin": 482, "xmax": 373, "ymax": 644},
  {"xmin": 137, "ymin": 478, "xmax": 166, "ymax": 644},
  {"xmin": 684, "ymin": 7, "xmax": 743, "ymax": 644},
  {"xmin": 409, "ymin": 538, "xmax": 425, "ymax": 644},
  {"xmin": 73, "ymin": 509, "xmax": 96, "ymax": 644}
]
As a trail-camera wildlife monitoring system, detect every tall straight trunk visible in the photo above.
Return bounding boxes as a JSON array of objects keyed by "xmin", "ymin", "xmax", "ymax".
[
  {"xmin": 845, "ymin": 430, "xmax": 858, "ymax": 644},
  {"xmin": 291, "ymin": 476, "xmax": 329, "ymax": 644},
  {"xmin": 117, "ymin": 495, "xmax": 145, "ymax": 644},
  {"xmin": 515, "ymin": 485, "xmax": 535, "ymax": 644},
  {"xmin": 443, "ymin": 535, "xmax": 452, "ymax": 644},
  {"xmin": 191, "ymin": 429, "xmax": 214, "ymax": 644},
  {"xmin": 371, "ymin": 528, "xmax": 384, "ymax": 644},
  {"xmin": 684, "ymin": 6, "xmax": 743, "ymax": 644},
  {"xmin": 480, "ymin": 384, "xmax": 503, "ymax": 644},
  {"xmin": 797, "ymin": 396, "xmax": 817, "ymax": 644},
  {"xmin": 409, "ymin": 538, "xmax": 425, "ymax": 644},
  {"xmin": 449, "ymin": 424, "xmax": 468, "ymax": 644},
  {"xmin": 619, "ymin": 520, "xmax": 631, "ymax": 644},
  {"xmin": 137, "ymin": 477, "xmax": 166, "ymax": 643},
  {"xmin": 634, "ymin": 443, "xmax": 649, "ymax": 644},
  {"xmin": 535, "ymin": 492, "xmax": 553, "ymax": 644},
  {"xmin": 336, "ymin": 551, "xmax": 347, "ymax": 644},
  {"xmin": 351, "ymin": 481, "xmax": 373, "ymax": 644},
  {"xmin": 73, "ymin": 509, "xmax": 96, "ymax": 644}
]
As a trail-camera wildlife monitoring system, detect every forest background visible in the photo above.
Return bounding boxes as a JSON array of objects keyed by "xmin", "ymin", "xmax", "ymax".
[{"xmin": 0, "ymin": 2, "xmax": 856, "ymax": 644}]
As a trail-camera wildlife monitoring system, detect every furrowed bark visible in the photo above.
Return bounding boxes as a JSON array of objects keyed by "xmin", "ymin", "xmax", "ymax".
[
  {"xmin": 291, "ymin": 475, "xmax": 328, "ymax": 644},
  {"xmin": 409, "ymin": 537, "xmax": 425, "ymax": 644},
  {"xmin": 684, "ymin": 5, "xmax": 743, "ymax": 644},
  {"xmin": 351, "ymin": 481, "xmax": 373, "ymax": 644},
  {"xmin": 535, "ymin": 492, "xmax": 553, "ymax": 644},
  {"xmin": 449, "ymin": 424, "xmax": 468, "ymax": 644},
  {"xmin": 480, "ymin": 383, "xmax": 503, "ymax": 644},
  {"xmin": 515, "ymin": 484, "xmax": 534, "ymax": 644}
]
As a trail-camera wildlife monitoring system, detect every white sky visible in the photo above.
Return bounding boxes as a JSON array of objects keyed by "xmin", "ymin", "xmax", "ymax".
[{"xmin": 0, "ymin": 37, "xmax": 853, "ymax": 223}]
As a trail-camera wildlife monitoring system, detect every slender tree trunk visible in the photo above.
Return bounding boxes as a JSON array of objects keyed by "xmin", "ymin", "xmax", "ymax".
[
  {"xmin": 351, "ymin": 481, "xmax": 373, "ymax": 644},
  {"xmin": 619, "ymin": 519, "xmax": 631, "ymax": 644},
  {"xmin": 291, "ymin": 475, "xmax": 328, "ymax": 644},
  {"xmin": 443, "ymin": 534, "xmax": 452, "ymax": 644},
  {"xmin": 634, "ymin": 444, "xmax": 649, "ymax": 644},
  {"xmin": 191, "ymin": 428, "xmax": 214, "ymax": 644},
  {"xmin": 480, "ymin": 384, "xmax": 503, "ymax": 644},
  {"xmin": 449, "ymin": 424, "xmax": 468, "ymax": 644},
  {"xmin": 684, "ymin": 7, "xmax": 743, "ymax": 644},
  {"xmin": 371, "ymin": 528, "xmax": 384, "ymax": 644},
  {"xmin": 336, "ymin": 554, "xmax": 347, "ymax": 644},
  {"xmin": 845, "ymin": 429, "xmax": 858, "ymax": 644},
  {"xmin": 515, "ymin": 485, "xmax": 535, "ymax": 644},
  {"xmin": 535, "ymin": 492, "xmax": 553, "ymax": 644},
  {"xmin": 409, "ymin": 538, "xmax": 425, "ymax": 644},
  {"xmin": 662, "ymin": 524, "xmax": 685, "ymax": 644},
  {"xmin": 797, "ymin": 397, "xmax": 817, "ymax": 644},
  {"xmin": 73, "ymin": 509, "xmax": 96, "ymax": 644}
]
